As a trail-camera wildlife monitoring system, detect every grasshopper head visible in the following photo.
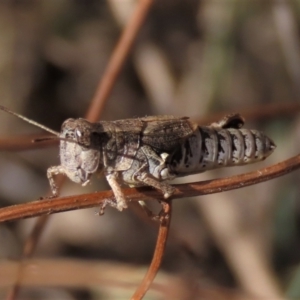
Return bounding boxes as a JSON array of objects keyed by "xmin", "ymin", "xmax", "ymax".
[{"xmin": 59, "ymin": 118, "xmax": 101, "ymax": 185}]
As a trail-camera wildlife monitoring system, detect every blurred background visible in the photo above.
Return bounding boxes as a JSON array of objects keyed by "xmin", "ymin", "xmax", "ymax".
[{"xmin": 0, "ymin": 0, "xmax": 299, "ymax": 299}]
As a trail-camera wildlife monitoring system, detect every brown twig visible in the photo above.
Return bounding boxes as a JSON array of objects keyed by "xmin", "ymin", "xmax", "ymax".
[
  {"xmin": 1, "ymin": 153, "xmax": 299, "ymax": 222},
  {"xmin": 131, "ymin": 201, "xmax": 172, "ymax": 300},
  {"xmin": 86, "ymin": 0, "xmax": 154, "ymax": 122}
]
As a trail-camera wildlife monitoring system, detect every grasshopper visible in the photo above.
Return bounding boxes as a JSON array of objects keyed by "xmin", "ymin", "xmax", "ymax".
[{"xmin": 0, "ymin": 106, "xmax": 275, "ymax": 211}]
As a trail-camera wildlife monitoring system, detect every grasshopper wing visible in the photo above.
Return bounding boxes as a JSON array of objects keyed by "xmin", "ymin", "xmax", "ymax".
[{"xmin": 141, "ymin": 116, "xmax": 198, "ymax": 151}]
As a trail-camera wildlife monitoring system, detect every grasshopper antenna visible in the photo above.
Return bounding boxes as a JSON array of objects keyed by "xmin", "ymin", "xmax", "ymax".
[{"xmin": 0, "ymin": 105, "xmax": 59, "ymax": 136}]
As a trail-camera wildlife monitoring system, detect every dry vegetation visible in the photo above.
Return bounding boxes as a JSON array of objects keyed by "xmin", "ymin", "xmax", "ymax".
[{"xmin": 0, "ymin": 1, "xmax": 300, "ymax": 299}]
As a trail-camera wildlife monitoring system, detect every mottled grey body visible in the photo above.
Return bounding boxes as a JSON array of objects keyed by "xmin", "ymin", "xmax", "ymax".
[
  {"xmin": 0, "ymin": 105, "xmax": 276, "ymax": 212},
  {"xmin": 47, "ymin": 114, "xmax": 275, "ymax": 211}
]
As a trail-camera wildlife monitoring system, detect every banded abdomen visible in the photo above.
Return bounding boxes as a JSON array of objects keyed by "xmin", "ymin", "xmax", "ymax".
[{"xmin": 168, "ymin": 126, "xmax": 276, "ymax": 176}]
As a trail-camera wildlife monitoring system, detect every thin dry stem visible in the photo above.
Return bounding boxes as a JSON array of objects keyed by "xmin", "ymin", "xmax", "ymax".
[
  {"xmin": 131, "ymin": 201, "xmax": 172, "ymax": 300},
  {"xmin": 86, "ymin": 0, "xmax": 154, "ymax": 122},
  {"xmin": 0, "ymin": 134, "xmax": 57, "ymax": 151},
  {"xmin": 1, "ymin": 153, "xmax": 299, "ymax": 222}
]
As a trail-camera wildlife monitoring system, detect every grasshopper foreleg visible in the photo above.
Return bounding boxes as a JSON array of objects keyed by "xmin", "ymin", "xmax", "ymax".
[
  {"xmin": 105, "ymin": 172, "xmax": 128, "ymax": 211},
  {"xmin": 47, "ymin": 165, "xmax": 65, "ymax": 197},
  {"xmin": 47, "ymin": 165, "xmax": 91, "ymax": 198}
]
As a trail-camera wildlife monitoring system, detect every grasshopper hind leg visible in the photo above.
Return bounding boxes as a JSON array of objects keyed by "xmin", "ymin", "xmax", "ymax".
[
  {"xmin": 110, "ymin": 146, "xmax": 176, "ymax": 213},
  {"xmin": 135, "ymin": 172, "xmax": 175, "ymax": 199},
  {"xmin": 131, "ymin": 146, "xmax": 176, "ymax": 198},
  {"xmin": 210, "ymin": 113, "xmax": 245, "ymax": 129}
]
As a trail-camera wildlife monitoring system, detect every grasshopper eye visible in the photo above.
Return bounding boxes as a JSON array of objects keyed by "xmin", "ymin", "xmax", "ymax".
[
  {"xmin": 75, "ymin": 128, "xmax": 90, "ymax": 147},
  {"xmin": 76, "ymin": 129, "xmax": 82, "ymax": 137}
]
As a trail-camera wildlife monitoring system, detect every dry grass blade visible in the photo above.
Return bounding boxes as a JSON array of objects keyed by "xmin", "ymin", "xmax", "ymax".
[
  {"xmin": 131, "ymin": 201, "xmax": 172, "ymax": 300},
  {"xmin": 0, "ymin": 153, "xmax": 299, "ymax": 222}
]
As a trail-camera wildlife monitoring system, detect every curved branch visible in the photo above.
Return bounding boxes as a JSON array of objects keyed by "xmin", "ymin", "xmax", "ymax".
[
  {"xmin": 131, "ymin": 201, "xmax": 172, "ymax": 300},
  {"xmin": 86, "ymin": 0, "xmax": 154, "ymax": 121},
  {"xmin": 0, "ymin": 153, "xmax": 299, "ymax": 223}
]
